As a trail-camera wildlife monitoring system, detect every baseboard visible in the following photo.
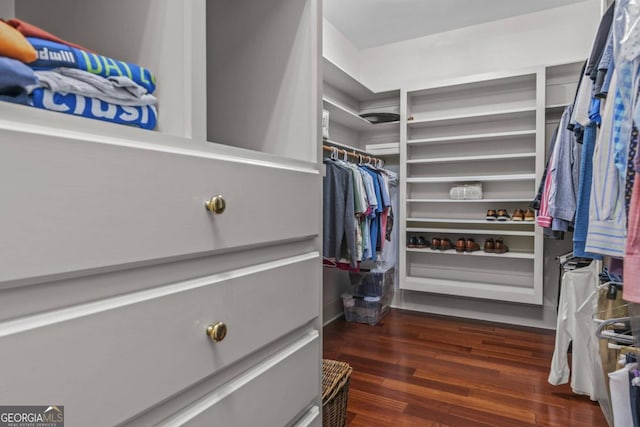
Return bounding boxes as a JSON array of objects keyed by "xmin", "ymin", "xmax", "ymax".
[
  {"xmin": 392, "ymin": 289, "xmax": 558, "ymax": 330},
  {"xmin": 323, "ymin": 297, "xmax": 345, "ymax": 326}
]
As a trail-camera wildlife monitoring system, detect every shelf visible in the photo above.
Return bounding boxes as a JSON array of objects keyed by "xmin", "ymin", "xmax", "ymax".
[
  {"xmin": 365, "ymin": 142, "xmax": 400, "ymax": 156},
  {"xmin": 407, "ymin": 130, "xmax": 536, "ymax": 146},
  {"xmin": 323, "ymin": 97, "xmax": 400, "ymax": 132},
  {"xmin": 407, "ymin": 105, "xmax": 536, "ymax": 127},
  {"xmin": 401, "ymin": 276, "xmax": 538, "ymax": 304},
  {"xmin": 407, "ymin": 174, "xmax": 536, "ymax": 183},
  {"xmin": 323, "ymin": 57, "xmax": 399, "ymax": 102},
  {"xmin": 407, "ymin": 198, "xmax": 533, "ymax": 203},
  {"xmin": 406, "ymin": 227, "xmax": 535, "ymax": 237},
  {"xmin": 323, "ymin": 97, "xmax": 372, "ymax": 131},
  {"xmin": 407, "ymin": 152, "xmax": 535, "ymax": 164},
  {"xmin": 406, "ymin": 218, "xmax": 535, "ymax": 225},
  {"xmin": 406, "ymin": 248, "xmax": 534, "ymax": 259}
]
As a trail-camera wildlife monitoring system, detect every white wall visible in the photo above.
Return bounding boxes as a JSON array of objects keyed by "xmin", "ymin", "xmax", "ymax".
[
  {"xmin": 357, "ymin": 0, "xmax": 601, "ymax": 92},
  {"xmin": 0, "ymin": 1, "xmax": 14, "ymax": 17},
  {"xmin": 323, "ymin": 18, "xmax": 360, "ymax": 81}
]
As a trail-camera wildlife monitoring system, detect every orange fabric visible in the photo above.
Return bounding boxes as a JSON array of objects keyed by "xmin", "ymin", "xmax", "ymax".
[
  {"xmin": 0, "ymin": 20, "xmax": 36, "ymax": 63},
  {"xmin": 7, "ymin": 18, "xmax": 94, "ymax": 53}
]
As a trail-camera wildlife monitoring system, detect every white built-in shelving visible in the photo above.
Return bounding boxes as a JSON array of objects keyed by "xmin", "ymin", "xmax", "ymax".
[
  {"xmin": 400, "ymin": 69, "xmax": 544, "ymax": 305},
  {"xmin": 399, "ymin": 62, "xmax": 584, "ymax": 307},
  {"xmin": 323, "ymin": 58, "xmax": 400, "ymax": 159},
  {"xmin": 323, "ymin": 97, "xmax": 399, "ymax": 132}
]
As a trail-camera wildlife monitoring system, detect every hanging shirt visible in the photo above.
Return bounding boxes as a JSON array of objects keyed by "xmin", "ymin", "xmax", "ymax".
[
  {"xmin": 609, "ymin": 363, "xmax": 637, "ymax": 427},
  {"xmin": 549, "ymin": 107, "xmax": 581, "ymax": 227},
  {"xmin": 361, "ymin": 167, "xmax": 382, "ymax": 259},
  {"xmin": 595, "ymin": 29, "xmax": 614, "ymax": 98},
  {"xmin": 624, "ymin": 177, "xmax": 640, "ymax": 302},
  {"xmin": 377, "ymin": 172, "xmax": 392, "ymax": 252},
  {"xmin": 574, "ymin": 120, "xmax": 603, "ymax": 259},
  {"xmin": 359, "ymin": 168, "xmax": 376, "ymax": 260},
  {"xmin": 537, "ymin": 148, "xmax": 555, "ymax": 229},
  {"xmin": 323, "ymin": 160, "xmax": 357, "ymax": 267},
  {"xmin": 585, "ymin": 70, "xmax": 627, "ymax": 258}
]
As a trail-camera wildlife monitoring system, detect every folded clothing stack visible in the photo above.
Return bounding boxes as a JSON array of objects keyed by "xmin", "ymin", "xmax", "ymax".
[{"xmin": 0, "ymin": 18, "xmax": 158, "ymax": 130}]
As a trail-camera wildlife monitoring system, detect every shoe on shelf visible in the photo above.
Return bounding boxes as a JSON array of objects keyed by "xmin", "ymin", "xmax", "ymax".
[
  {"xmin": 512, "ymin": 209, "xmax": 525, "ymax": 221},
  {"xmin": 497, "ymin": 209, "xmax": 510, "ymax": 221},
  {"xmin": 524, "ymin": 208, "xmax": 536, "ymax": 222},
  {"xmin": 416, "ymin": 236, "xmax": 429, "ymax": 248},
  {"xmin": 466, "ymin": 238, "xmax": 480, "ymax": 252},
  {"xmin": 431, "ymin": 237, "xmax": 441, "ymax": 250},
  {"xmin": 494, "ymin": 238, "xmax": 509, "ymax": 254},
  {"xmin": 455, "ymin": 237, "xmax": 466, "ymax": 253},
  {"xmin": 407, "ymin": 236, "xmax": 418, "ymax": 248},
  {"xmin": 484, "ymin": 238, "xmax": 495, "ymax": 253},
  {"xmin": 486, "ymin": 209, "xmax": 498, "ymax": 221},
  {"xmin": 439, "ymin": 238, "xmax": 453, "ymax": 251}
]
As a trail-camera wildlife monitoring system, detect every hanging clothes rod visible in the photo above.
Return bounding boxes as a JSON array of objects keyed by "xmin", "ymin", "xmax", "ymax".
[
  {"xmin": 322, "ymin": 144, "xmax": 383, "ymax": 166},
  {"xmin": 595, "ymin": 316, "xmax": 635, "ymax": 345}
]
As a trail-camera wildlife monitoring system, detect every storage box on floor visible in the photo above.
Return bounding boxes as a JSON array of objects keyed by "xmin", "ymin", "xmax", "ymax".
[{"xmin": 342, "ymin": 263, "xmax": 394, "ymax": 325}]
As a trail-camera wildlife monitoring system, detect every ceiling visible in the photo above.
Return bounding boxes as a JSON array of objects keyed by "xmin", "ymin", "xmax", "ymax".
[{"xmin": 324, "ymin": 0, "xmax": 588, "ymax": 49}]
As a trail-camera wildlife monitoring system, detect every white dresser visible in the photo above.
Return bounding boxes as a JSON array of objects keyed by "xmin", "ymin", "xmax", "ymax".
[{"xmin": 0, "ymin": 1, "xmax": 323, "ymax": 426}]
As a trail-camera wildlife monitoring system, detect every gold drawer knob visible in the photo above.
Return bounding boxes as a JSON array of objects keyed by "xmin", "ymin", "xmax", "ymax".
[
  {"xmin": 206, "ymin": 322, "xmax": 227, "ymax": 342},
  {"xmin": 205, "ymin": 195, "xmax": 226, "ymax": 214}
]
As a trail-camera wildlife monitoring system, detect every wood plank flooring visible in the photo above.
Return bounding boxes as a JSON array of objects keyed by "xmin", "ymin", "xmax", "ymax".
[{"xmin": 323, "ymin": 309, "xmax": 608, "ymax": 427}]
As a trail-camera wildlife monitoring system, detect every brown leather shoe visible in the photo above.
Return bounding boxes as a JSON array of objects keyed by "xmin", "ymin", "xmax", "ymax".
[
  {"xmin": 486, "ymin": 209, "xmax": 497, "ymax": 221},
  {"xmin": 497, "ymin": 209, "xmax": 510, "ymax": 221},
  {"xmin": 484, "ymin": 238, "xmax": 495, "ymax": 253},
  {"xmin": 431, "ymin": 237, "xmax": 441, "ymax": 250},
  {"xmin": 455, "ymin": 238, "xmax": 466, "ymax": 252},
  {"xmin": 494, "ymin": 238, "xmax": 509, "ymax": 254},
  {"xmin": 524, "ymin": 208, "xmax": 535, "ymax": 222},
  {"xmin": 439, "ymin": 238, "xmax": 453, "ymax": 251},
  {"xmin": 512, "ymin": 209, "xmax": 524, "ymax": 221},
  {"xmin": 466, "ymin": 238, "xmax": 480, "ymax": 252}
]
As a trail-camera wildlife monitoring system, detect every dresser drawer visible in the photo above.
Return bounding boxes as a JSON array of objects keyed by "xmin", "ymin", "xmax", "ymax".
[
  {"xmin": 0, "ymin": 254, "xmax": 320, "ymax": 427},
  {"xmin": 160, "ymin": 331, "xmax": 320, "ymax": 427},
  {"xmin": 0, "ymin": 130, "xmax": 320, "ymax": 284}
]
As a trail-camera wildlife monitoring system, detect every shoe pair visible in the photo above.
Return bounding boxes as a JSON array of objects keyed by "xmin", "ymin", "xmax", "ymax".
[
  {"xmin": 431, "ymin": 237, "xmax": 453, "ymax": 251},
  {"xmin": 486, "ymin": 208, "xmax": 535, "ymax": 222},
  {"xmin": 484, "ymin": 238, "xmax": 508, "ymax": 254},
  {"xmin": 455, "ymin": 238, "xmax": 480, "ymax": 252},
  {"xmin": 407, "ymin": 236, "xmax": 429, "ymax": 248},
  {"xmin": 486, "ymin": 209, "xmax": 510, "ymax": 221},
  {"xmin": 512, "ymin": 208, "xmax": 535, "ymax": 222}
]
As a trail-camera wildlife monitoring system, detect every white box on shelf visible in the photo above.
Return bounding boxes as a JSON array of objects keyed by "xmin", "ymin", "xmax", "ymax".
[{"xmin": 449, "ymin": 183, "xmax": 483, "ymax": 200}]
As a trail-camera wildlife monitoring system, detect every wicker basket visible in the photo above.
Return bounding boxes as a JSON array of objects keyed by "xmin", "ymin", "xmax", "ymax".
[{"xmin": 322, "ymin": 359, "xmax": 353, "ymax": 427}]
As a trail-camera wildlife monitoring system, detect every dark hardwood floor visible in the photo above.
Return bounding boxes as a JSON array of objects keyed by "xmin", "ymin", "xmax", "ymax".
[{"xmin": 323, "ymin": 308, "xmax": 608, "ymax": 427}]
